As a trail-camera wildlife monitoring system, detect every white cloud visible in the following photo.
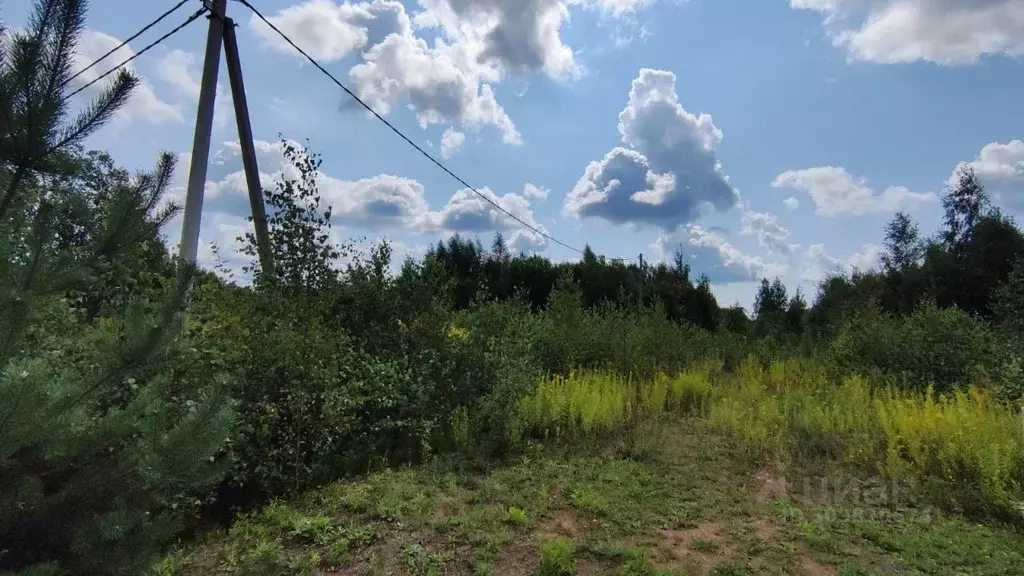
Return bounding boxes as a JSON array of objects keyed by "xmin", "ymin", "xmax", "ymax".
[
  {"xmin": 569, "ymin": 0, "xmax": 656, "ymax": 16},
  {"xmin": 802, "ymin": 243, "xmax": 844, "ymax": 282},
  {"xmin": 783, "ymin": 197, "xmax": 799, "ymax": 210},
  {"xmin": 249, "ymin": 0, "xmax": 412, "ymax": 61},
  {"xmin": 349, "ymin": 31, "xmax": 522, "ymax": 144},
  {"xmin": 199, "ymin": 139, "xmax": 431, "ymax": 229},
  {"xmin": 949, "ymin": 140, "xmax": 1024, "ymax": 211},
  {"xmin": 848, "ymin": 243, "xmax": 882, "ymax": 271},
  {"xmin": 566, "ymin": 69, "xmax": 739, "ymax": 229},
  {"xmin": 792, "ymin": 0, "xmax": 1024, "ymax": 65},
  {"xmin": 72, "ymin": 30, "xmax": 180, "ymax": 124},
  {"xmin": 740, "ymin": 210, "xmax": 795, "ymax": 254},
  {"xmin": 441, "ymin": 127, "xmax": 466, "ymax": 158},
  {"xmin": 416, "ymin": 0, "xmax": 577, "ymax": 78},
  {"xmin": 196, "ymin": 214, "xmax": 251, "ymax": 276},
  {"xmin": 156, "ymin": 49, "xmax": 232, "ymax": 128},
  {"xmin": 156, "ymin": 49, "xmax": 201, "ymax": 98},
  {"xmin": 426, "ymin": 186, "xmax": 550, "ymax": 251},
  {"xmin": 772, "ymin": 166, "xmax": 935, "ymax": 216},
  {"xmin": 523, "ymin": 183, "xmax": 550, "ymax": 199},
  {"xmin": 800, "ymin": 242, "xmax": 882, "ymax": 282},
  {"xmin": 193, "ymin": 139, "xmax": 550, "ymax": 251},
  {"xmin": 653, "ymin": 226, "xmax": 788, "ymax": 283}
]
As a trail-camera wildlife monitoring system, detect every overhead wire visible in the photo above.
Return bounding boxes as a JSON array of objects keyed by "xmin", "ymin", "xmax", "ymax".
[
  {"xmin": 65, "ymin": 5, "xmax": 208, "ymax": 100},
  {"xmin": 237, "ymin": 0, "xmax": 639, "ymax": 263},
  {"xmin": 64, "ymin": 0, "xmax": 192, "ymax": 87}
]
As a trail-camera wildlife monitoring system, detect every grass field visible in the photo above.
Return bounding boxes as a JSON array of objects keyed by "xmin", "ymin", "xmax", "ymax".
[{"xmin": 156, "ymin": 416, "xmax": 1024, "ymax": 576}]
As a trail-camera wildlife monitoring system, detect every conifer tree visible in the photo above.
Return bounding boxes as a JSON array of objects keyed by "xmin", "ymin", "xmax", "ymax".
[{"xmin": 0, "ymin": 2, "xmax": 232, "ymax": 573}]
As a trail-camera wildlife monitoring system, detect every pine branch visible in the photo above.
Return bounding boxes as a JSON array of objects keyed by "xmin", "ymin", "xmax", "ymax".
[
  {"xmin": 52, "ymin": 68, "xmax": 137, "ymax": 154},
  {"xmin": 144, "ymin": 152, "xmax": 176, "ymax": 215}
]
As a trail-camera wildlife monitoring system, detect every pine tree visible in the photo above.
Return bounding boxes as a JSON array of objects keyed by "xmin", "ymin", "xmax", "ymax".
[{"xmin": 0, "ymin": 2, "xmax": 232, "ymax": 573}]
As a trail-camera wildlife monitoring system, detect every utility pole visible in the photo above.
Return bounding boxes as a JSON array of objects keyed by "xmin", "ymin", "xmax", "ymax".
[
  {"xmin": 638, "ymin": 253, "xmax": 644, "ymax": 315},
  {"xmin": 223, "ymin": 17, "xmax": 274, "ymax": 277},
  {"xmin": 178, "ymin": 0, "xmax": 275, "ymax": 281},
  {"xmin": 178, "ymin": 0, "xmax": 227, "ymax": 269}
]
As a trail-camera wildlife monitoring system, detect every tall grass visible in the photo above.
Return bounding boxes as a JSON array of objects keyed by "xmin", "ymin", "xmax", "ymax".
[
  {"xmin": 707, "ymin": 357, "xmax": 1024, "ymax": 519},
  {"xmin": 514, "ymin": 355, "xmax": 1023, "ymax": 519},
  {"xmin": 514, "ymin": 360, "xmax": 720, "ymax": 440}
]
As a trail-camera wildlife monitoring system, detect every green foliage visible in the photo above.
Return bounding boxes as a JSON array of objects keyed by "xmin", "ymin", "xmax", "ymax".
[
  {"xmin": 516, "ymin": 362, "xmax": 719, "ymax": 440},
  {"xmin": 242, "ymin": 138, "xmax": 340, "ymax": 293},
  {"xmin": 537, "ymin": 537, "xmax": 576, "ymax": 576},
  {"xmin": 505, "ymin": 506, "xmax": 528, "ymax": 524},
  {"xmin": 0, "ymin": 4, "xmax": 233, "ymax": 573},
  {"xmin": 829, "ymin": 302, "xmax": 997, "ymax": 393},
  {"xmin": 11, "ymin": 5, "xmax": 1024, "ymax": 572},
  {"xmin": 708, "ymin": 358, "xmax": 1024, "ymax": 519}
]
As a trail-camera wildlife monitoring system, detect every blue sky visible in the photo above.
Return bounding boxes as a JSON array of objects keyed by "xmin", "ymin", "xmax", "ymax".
[{"xmin": 8, "ymin": 0, "xmax": 1024, "ymax": 309}]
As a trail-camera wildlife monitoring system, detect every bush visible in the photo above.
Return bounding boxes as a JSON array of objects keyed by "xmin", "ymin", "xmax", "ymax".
[
  {"xmin": 829, "ymin": 302, "xmax": 998, "ymax": 393},
  {"xmin": 538, "ymin": 537, "xmax": 576, "ymax": 576}
]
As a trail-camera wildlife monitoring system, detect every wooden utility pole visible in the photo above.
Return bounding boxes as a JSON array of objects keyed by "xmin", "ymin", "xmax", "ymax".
[{"xmin": 179, "ymin": 0, "xmax": 274, "ymax": 279}]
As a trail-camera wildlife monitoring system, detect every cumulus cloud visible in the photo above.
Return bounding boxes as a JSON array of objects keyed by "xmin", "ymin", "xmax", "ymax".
[
  {"xmin": 566, "ymin": 69, "xmax": 739, "ymax": 229},
  {"xmin": 349, "ymin": 32, "xmax": 522, "ymax": 144},
  {"xmin": 783, "ymin": 197, "xmax": 799, "ymax": 210},
  {"xmin": 249, "ymin": 0, "xmax": 411, "ymax": 61},
  {"xmin": 772, "ymin": 166, "xmax": 935, "ymax": 216},
  {"xmin": 802, "ymin": 243, "xmax": 845, "ymax": 282},
  {"xmin": 72, "ymin": 30, "xmax": 180, "ymax": 124},
  {"xmin": 653, "ymin": 226, "xmax": 788, "ymax": 283},
  {"xmin": 197, "ymin": 140, "xmax": 549, "ymax": 250},
  {"xmin": 523, "ymin": 183, "xmax": 550, "ymax": 199},
  {"xmin": 949, "ymin": 140, "xmax": 1024, "ymax": 211},
  {"xmin": 425, "ymin": 186, "xmax": 550, "ymax": 251},
  {"xmin": 800, "ymin": 242, "xmax": 883, "ymax": 282},
  {"xmin": 848, "ymin": 243, "xmax": 882, "ymax": 271},
  {"xmin": 416, "ymin": 0, "xmax": 577, "ymax": 77},
  {"xmin": 198, "ymin": 139, "xmax": 431, "ymax": 229},
  {"xmin": 250, "ymin": 1, "xmax": 525, "ymax": 144},
  {"xmin": 740, "ymin": 210, "xmax": 796, "ymax": 254},
  {"xmin": 792, "ymin": 0, "xmax": 1024, "ymax": 65},
  {"xmin": 441, "ymin": 128, "xmax": 466, "ymax": 158}
]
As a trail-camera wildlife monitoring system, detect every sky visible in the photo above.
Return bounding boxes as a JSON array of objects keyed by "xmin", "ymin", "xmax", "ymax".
[{"xmin": 7, "ymin": 0, "xmax": 1024, "ymax": 310}]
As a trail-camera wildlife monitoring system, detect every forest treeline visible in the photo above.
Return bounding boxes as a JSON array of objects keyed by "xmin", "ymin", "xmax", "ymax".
[{"xmin": 2, "ymin": 2, "xmax": 1023, "ymax": 574}]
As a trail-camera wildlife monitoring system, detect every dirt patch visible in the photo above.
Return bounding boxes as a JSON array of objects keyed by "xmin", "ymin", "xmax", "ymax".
[
  {"xmin": 800, "ymin": 556, "xmax": 837, "ymax": 576},
  {"xmin": 538, "ymin": 510, "xmax": 580, "ymax": 538},
  {"xmin": 577, "ymin": 557, "xmax": 606, "ymax": 575},
  {"xmin": 754, "ymin": 517, "xmax": 779, "ymax": 541},
  {"xmin": 492, "ymin": 541, "xmax": 537, "ymax": 575},
  {"xmin": 755, "ymin": 468, "xmax": 790, "ymax": 503},
  {"xmin": 657, "ymin": 522, "xmax": 737, "ymax": 575}
]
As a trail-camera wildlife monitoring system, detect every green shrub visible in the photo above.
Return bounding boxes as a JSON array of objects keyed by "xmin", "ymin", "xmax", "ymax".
[
  {"xmin": 538, "ymin": 537, "xmax": 576, "ymax": 576},
  {"xmin": 505, "ymin": 506, "xmax": 528, "ymax": 524},
  {"xmin": 829, "ymin": 302, "xmax": 998, "ymax": 393}
]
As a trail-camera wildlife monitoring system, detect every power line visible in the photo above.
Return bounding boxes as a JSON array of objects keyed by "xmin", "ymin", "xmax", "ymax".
[
  {"xmin": 65, "ymin": 6, "xmax": 208, "ymax": 100},
  {"xmin": 238, "ymin": 0, "xmax": 636, "ymax": 262},
  {"xmin": 65, "ymin": 0, "xmax": 192, "ymax": 87}
]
